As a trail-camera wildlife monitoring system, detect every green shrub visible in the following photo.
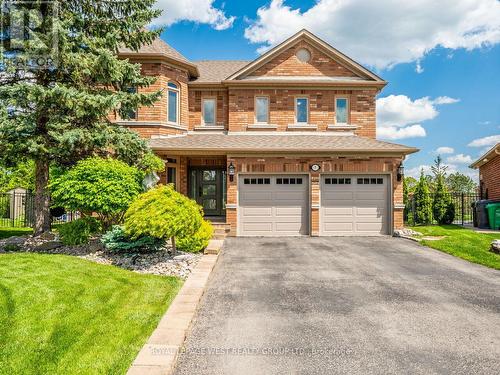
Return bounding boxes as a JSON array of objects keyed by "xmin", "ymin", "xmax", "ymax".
[
  {"xmin": 177, "ymin": 220, "xmax": 213, "ymax": 253},
  {"xmin": 124, "ymin": 185, "xmax": 203, "ymax": 254},
  {"xmin": 442, "ymin": 202, "xmax": 456, "ymax": 225},
  {"xmin": 414, "ymin": 170, "xmax": 433, "ymax": 225},
  {"xmin": 4, "ymin": 244, "xmax": 20, "ymax": 252},
  {"xmin": 101, "ymin": 225, "xmax": 163, "ymax": 252},
  {"xmin": 50, "ymin": 157, "xmax": 143, "ymax": 229},
  {"xmin": 58, "ymin": 217, "xmax": 101, "ymax": 246}
]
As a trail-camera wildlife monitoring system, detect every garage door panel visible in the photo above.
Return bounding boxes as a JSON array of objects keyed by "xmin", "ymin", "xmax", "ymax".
[
  {"xmin": 321, "ymin": 175, "xmax": 389, "ymax": 236},
  {"xmin": 356, "ymin": 191, "xmax": 385, "ymax": 200},
  {"xmin": 241, "ymin": 222, "xmax": 273, "ymax": 232},
  {"xmin": 239, "ymin": 175, "xmax": 309, "ymax": 236},
  {"xmin": 240, "ymin": 207, "xmax": 273, "ymax": 217},
  {"xmin": 323, "ymin": 222, "xmax": 354, "ymax": 232},
  {"xmin": 323, "ymin": 207, "xmax": 354, "ymax": 216},
  {"xmin": 275, "ymin": 207, "xmax": 304, "ymax": 216},
  {"xmin": 240, "ymin": 191, "xmax": 273, "ymax": 201}
]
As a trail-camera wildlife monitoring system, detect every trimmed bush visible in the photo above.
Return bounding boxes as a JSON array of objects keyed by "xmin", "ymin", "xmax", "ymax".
[
  {"xmin": 124, "ymin": 185, "xmax": 203, "ymax": 254},
  {"xmin": 177, "ymin": 220, "xmax": 213, "ymax": 253},
  {"xmin": 58, "ymin": 217, "xmax": 101, "ymax": 245},
  {"xmin": 50, "ymin": 157, "xmax": 143, "ymax": 229},
  {"xmin": 101, "ymin": 225, "xmax": 163, "ymax": 252}
]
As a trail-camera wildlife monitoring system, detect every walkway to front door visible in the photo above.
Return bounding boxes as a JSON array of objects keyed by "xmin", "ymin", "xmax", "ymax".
[{"xmin": 189, "ymin": 168, "xmax": 226, "ymax": 216}]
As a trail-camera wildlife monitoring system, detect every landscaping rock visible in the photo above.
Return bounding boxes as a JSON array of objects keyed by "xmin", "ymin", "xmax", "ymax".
[
  {"xmin": 393, "ymin": 228, "xmax": 423, "ymax": 237},
  {"xmin": 34, "ymin": 241, "xmax": 64, "ymax": 252},
  {"xmin": 0, "ymin": 236, "xmax": 28, "ymax": 250},
  {"xmin": 490, "ymin": 240, "xmax": 500, "ymax": 254}
]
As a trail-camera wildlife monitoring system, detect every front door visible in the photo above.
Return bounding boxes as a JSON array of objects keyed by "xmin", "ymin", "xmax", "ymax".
[{"xmin": 189, "ymin": 169, "xmax": 226, "ymax": 216}]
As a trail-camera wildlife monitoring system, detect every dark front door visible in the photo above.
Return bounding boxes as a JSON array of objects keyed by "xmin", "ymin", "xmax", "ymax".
[{"xmin": 189, "ymin": 169, "xmax": 226, "ymax": 216}]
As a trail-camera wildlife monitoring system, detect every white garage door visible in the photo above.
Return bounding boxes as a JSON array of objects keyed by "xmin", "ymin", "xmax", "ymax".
[
  {"xmin": 321, "ymin": 175, "xmax": 389, "ymax": 236},
  {"xmin": 238, "ymin": 175, "xmax": 309, "ymax": 236}
]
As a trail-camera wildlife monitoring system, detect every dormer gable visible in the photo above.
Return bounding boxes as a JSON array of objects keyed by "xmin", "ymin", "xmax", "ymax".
[{"xmin": 226, "ymin": 29, "xmax": 385, "ymax": 87}]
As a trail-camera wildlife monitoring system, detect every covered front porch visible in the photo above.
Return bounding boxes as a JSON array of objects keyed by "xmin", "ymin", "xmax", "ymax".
[{"xmin": 157, "ymin": 154, "xmax": 228, "ymax": 219}]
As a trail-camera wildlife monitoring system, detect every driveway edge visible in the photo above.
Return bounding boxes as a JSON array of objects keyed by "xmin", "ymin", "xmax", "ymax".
[{"xmin": 127, "ymin": 252, "xmax": 220, "ymax": 375}]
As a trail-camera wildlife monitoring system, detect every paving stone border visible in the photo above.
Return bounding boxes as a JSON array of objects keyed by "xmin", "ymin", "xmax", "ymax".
[{"xmin": 127, "ymin": 253, "xmax": 219, "ymax": 375}]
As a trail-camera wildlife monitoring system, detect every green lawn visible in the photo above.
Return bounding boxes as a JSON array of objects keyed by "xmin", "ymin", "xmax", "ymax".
[
  {"xmin": 0, "ymin": 226, "xmax": 32, "ymax": 239},
  {"xmin": 410, "ymin": 225, "xmax": 500, "ymax": 270},
  {"xmin": 0, "ymin": 253, "xmax": 182, "ymax": 374}
]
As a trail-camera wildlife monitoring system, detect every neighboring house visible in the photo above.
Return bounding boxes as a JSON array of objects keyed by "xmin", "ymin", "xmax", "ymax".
[
  {"xmin": 470, "ymin": 143, "xmax": 500, "ymax": 200},
  {"xmin": 115, "ymin": 29, "xmax": 418, "ymax": 237}
]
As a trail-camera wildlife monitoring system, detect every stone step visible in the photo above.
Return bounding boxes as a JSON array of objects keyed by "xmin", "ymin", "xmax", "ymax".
[{"xmin": 204, "ymin": 239, "xmax": 224, "ymax": 255}]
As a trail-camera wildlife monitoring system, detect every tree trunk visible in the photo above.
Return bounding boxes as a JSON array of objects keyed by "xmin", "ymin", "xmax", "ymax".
[
  {"xmin": 33, "ymin": 158, "xmax": 51, "ymax": 236},
  {"xmin": 171, "ymin": 236, "xmax": 176, "ymax": 256}
]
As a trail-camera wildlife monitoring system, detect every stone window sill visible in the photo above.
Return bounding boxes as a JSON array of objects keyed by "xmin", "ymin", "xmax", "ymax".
[
  {"xmin": 115, "ymin": 121, "xmax": 187, "ymax": 130},
  {"xmin": 287, "ymin": 123, "xmax": 317, "ymax": 130},
  {"xmin": 247, "ymin": 124, "xmax": 278, "ymax": 129},
  {"xmin": 194, "ymin": 125, "xmax": 226, "ymax": 131},
  {"xmin": 327, "ymin": 124, "xmax": 360, "ymax": 130}
]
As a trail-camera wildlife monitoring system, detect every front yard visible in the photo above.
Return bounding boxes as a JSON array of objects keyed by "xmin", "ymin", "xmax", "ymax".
[
  {"xmin": 410, "ymin": 225, "xmax": 500, "ymax": 270},
  {"xmin": 0, "ymin": 253, "xmax": 181, "ymax": 374}
]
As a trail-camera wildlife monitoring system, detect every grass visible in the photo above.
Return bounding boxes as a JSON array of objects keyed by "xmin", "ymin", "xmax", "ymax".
[
  {"xmin": 0, "ymin": 253, "xmax": 182, "ymax": 374},
  {"xmin": 0, "ymin": 226, "xmax": 32, "ymax": 239},
  {"xmin": 409, "ymin": 225, "xmax": 500, "ymax": 270}
]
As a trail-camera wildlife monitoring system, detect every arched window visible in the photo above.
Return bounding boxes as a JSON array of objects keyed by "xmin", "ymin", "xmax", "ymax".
[{"xmin": 167, "ymin": 82, "xmax": 179, "ymax": 123}]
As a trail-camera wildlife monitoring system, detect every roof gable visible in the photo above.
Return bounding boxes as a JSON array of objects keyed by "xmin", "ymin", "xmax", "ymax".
[{"xmin": 227, "ymin": 29, "xmax": 385, "ymax": 84}]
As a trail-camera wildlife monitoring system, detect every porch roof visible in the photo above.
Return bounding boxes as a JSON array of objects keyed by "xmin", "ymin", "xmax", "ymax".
[{"xmin": 149, "ymin": 133, "xmax": 418, "ymax": 155}]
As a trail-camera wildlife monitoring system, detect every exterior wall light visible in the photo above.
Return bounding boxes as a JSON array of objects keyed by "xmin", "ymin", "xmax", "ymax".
[
  {"xmin": 228, "ymin": 162, "xmax": 235, "ymax": 182},
  {"xmin": 397, "ymin": 164, "xmax": 404, "ymax": 182}
]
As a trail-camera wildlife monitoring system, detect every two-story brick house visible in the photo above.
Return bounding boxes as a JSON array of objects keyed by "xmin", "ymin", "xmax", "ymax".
[{"xmin": 114, "ymin": 29, "xmax": 418, "ymax": 237}]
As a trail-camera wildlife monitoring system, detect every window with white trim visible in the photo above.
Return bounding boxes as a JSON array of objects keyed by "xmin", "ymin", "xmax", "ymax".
[
  {"xmin": 295, "ymin": 97, "xmax": 308, "ymax": 123},
  {"xmin": 202, "ymin": 98, "xmax": 216, "ymax": 126},
  {"xmin": 255, "ymin": 96, "xmax": 269, "ymax": 123},
  {"xmin": 335, "ymin": 97, "xmax": 349, "ymax": 124},
  {"xmin": 167, "ymin": 82, "xmax": 179, "ymax": 123}
]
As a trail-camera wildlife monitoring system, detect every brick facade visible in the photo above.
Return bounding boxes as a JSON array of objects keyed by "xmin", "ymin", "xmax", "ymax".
[
  {"xmin": 115, "ymin": 31, "xmax": 413, "ymax": 236},
  {"xmin": 479, "ymin": 154, "xmax": 500, "ymax": 200}
]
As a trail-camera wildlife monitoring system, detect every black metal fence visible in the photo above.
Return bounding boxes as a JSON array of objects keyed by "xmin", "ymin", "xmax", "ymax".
[
  {"xmin": 0, "ymin": 191, "xmax": 79, "ymax": 228},
  {"xmin": 405, "ymin": 192, "xmax": 480, "ymax": 226}
]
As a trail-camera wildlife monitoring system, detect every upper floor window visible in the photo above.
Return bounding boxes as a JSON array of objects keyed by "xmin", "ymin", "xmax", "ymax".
[
  {"xmin": 167, "ymin": 82, "xmax": 179, "ymax": 123},
  {"xmin": 124, "ymin": 87, "xmax": 137, "ymax": 120},
  {"xmin": 295, "ymin": 97, "xmax": 309, "ymax": 124},
  {"xmin": 255, "ymin": 96, "xmax": 269, "ymax": 123},
  {"xmin": 335, "ymin": 97, "xmax": 349, "ymax": 124},
  {"xmin": 202, "ymin": 98, "xmax": 216, "ymax": 126}
]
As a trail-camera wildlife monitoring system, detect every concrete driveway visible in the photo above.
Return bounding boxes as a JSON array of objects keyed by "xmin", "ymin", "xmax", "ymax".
[{"xmin": 174, "ymin": 237, "xmax": 500, "ymax": 375}]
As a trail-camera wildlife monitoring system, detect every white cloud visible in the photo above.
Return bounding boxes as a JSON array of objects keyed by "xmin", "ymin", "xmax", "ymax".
[
  {"xmin": 436, "ymin": 147, "xmax": 455, "ymax": 154},
  {"xmin": 378, "ymin": 125, "xmax": 426, "ymax": 140},
  {"xmin": 468, "ymin": 134, "xmax": 500, "ymax": 147},
  {"xmin": 415, "ymin": 60, "xmax": 424, "ymax": 74},
  {"xmin": 376, "ymin": 95, "xmax": 459, "ymax": 140},
  {"xmin": 446, "ymin": 154, "xmax": 473, "ymax": 164},
  {"xmin": 152, "ymin": 0, "xmax": 235, "ymax": 30},
  {"xmin": 244, "ymin": 0, "xmax": 500, "ymax": 69}
]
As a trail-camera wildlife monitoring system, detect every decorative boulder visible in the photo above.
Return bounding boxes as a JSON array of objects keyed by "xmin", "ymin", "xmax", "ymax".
[{"xmin": 490, "ymin": 240, "xmax": 500, "ymax": 254}]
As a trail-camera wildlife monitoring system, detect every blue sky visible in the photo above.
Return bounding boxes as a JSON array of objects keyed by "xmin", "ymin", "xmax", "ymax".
[{"xmin": 153, "ymin": 0, "xmax": 500, "ymax": 179}]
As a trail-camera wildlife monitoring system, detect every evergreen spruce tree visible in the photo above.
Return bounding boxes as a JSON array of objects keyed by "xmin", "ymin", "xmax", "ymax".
[
  {"xmin": 414, "ymin": 169, "xmax": 433, "ymax": 225},
  {"xmin": 431, "ymin": 156, "xmax": 454, "ymax": 224},
  {"xmin": 0, "ymin": 1, "xmax": 163, "ymax": 234}
]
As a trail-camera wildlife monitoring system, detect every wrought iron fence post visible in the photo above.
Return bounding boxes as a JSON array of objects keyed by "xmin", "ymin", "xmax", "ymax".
[{"xmin": 461, "ymin": 193, "xmax": 465, "ymax": 226}]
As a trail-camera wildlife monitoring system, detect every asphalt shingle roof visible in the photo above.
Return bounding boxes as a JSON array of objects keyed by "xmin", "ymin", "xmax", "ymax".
[
  {"xmin": 119, "ymin": 38, "xmax": 190, "ymax": 63},
  {"xmin": 191, "ymin": 60, "xmax": 251, "ymax": 83},
  {"xmin": 149, "ymin": 134, "xmax": 418, "ymax": 154}
]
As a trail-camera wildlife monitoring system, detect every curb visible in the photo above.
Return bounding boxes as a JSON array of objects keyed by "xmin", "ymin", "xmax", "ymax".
[{"xmin": 127, "ymin": 252, "xmax": 220, "ymax": 375}]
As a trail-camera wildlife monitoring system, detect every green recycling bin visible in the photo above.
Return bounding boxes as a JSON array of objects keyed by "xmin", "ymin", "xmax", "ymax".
[{"xmin": 485, "ymin": 203, "xmax": 500, "ymax": 230}]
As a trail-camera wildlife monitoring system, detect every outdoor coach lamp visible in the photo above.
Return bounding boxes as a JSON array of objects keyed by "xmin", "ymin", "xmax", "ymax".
[
  {"xmin": 397, "ymin": 163, "xmax": 404, "ymax": 182},
  {"xmin": 228, "ymin": 162, "xmax": 235, "ymax": 182}
]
